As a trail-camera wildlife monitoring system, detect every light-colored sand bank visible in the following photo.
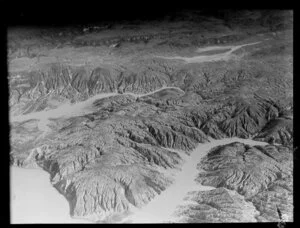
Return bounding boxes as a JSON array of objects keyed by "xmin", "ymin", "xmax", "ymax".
[
  {"xmin": 156, "ymin": 41, "xmax": 261, "ymax": 63},
  {"xmin": 10, "ymin": 166, "xmax": 91, "ymax": 224}
]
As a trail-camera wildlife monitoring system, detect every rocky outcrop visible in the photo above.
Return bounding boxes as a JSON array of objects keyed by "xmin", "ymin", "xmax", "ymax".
[
  {"xmin": 175, "ymin": 188, "xmax": 259, "ymax": 223},
  {"xmin": 10, "ymin": 80, "xmax": 293, "ymax": 222},
  {"xmin": 197, "ymin": 143, "xmax": 292, "ymax": 197},
  {"xmin": 14, "ymin": 110, "xmax": 207, "ymax": 220},
  {"xmin": 250, "ymin": 177, "xmax": 293, "ymax": 222},
  {"xmin": 9, "ymin": 11, "xmax": 293, "ymax": 223},
  {"xmin": 8, "ymin": 62, "xmax": 175, "ymax": 115},
  {"xmin": 254, "ymin": 117, "xmax": 293, "ymax": 147},
  {"xmin": 53, "ymin": 164, "xmax": 173, "ymax": 221},
  {"xmin": 195, "ymin": 143, "xmax": 293, "ymax": 222}
]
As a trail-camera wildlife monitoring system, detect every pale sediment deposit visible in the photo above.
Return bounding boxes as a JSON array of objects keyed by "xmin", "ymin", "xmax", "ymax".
[
  {"xmin": 8, "ymin": 10, "xmax": 293, "ymax": 223},
  {"xmin": 10, "ymin": 167, "xmax": 91, "ymax": 224},
  {"xmin": 120, "ymin": 138, "xmax": 268, "ymax": 223}
]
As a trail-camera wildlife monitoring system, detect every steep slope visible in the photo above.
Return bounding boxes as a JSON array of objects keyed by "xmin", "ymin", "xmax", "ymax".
[
  {"xmin": 9, "ymin": 11, "xmax": 293, "ymax": 223},
  {"xmin": 176, "ymin": 188, "xmax": 259, "ymax": 223},
  {"xmin": 185, "ymin": 143, "xmax": 294, "ymax": 222}
]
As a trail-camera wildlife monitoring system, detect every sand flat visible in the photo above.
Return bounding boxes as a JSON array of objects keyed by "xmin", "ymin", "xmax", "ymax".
[{"xmin": 10, "ymin": 166, "xmax": 91, "ymax": 224}]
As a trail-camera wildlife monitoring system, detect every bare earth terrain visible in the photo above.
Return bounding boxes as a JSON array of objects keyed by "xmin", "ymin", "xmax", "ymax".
[{"xmin": 9, "ymin": 10, "xmax": 293, "ymax": 223}]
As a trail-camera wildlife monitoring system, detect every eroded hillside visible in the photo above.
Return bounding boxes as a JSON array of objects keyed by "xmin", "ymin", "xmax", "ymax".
[{"xmin": 9, "ymin": 10, "xmax": 293, "ymax": 223}]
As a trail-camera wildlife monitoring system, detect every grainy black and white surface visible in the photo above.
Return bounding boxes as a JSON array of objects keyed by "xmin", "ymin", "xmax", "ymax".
[{"xmin": 8, "ymin": 9, "xmax": 293, "ymax": 223}]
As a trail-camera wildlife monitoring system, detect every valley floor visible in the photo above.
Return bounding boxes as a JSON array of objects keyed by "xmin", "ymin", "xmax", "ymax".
[
  {"xmin": 10, "ymin": 167, "xmax": 91, "ymax": 224},
  {"xmin": 11, "ymin": 137, "xmax": 269, "ymax": 224}
]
